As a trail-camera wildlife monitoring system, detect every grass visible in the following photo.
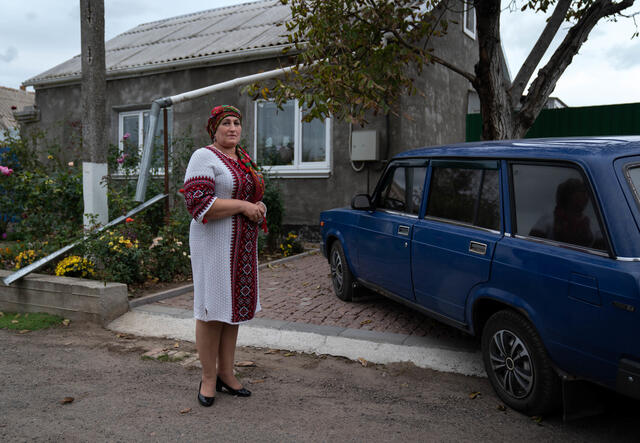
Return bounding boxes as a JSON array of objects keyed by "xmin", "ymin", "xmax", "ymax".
[{"xmin": 0, "ymin": 311, "xmax": 65, "ymax": 331}]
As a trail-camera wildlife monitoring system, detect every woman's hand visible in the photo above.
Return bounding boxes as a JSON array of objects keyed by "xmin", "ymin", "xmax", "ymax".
[
  {"xmin": 256, "ymin": 201, "xmax": 267, "ymax": 217},
  {"xmin": 242, "ymin": 201, "xmax": 266, "ymax": 223}
]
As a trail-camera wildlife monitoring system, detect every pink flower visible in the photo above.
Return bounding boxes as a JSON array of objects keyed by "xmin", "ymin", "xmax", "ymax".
[
  {"xmin": 1, "ymin": 233, "xmax": 6, "ymax": 239},
  {"xmin": 123, "ymin": 133, "xmax": 130, "ymax": 140},
  {"xmin": 116, "ymin": 153, "xmax": 129, "ymax": 164},
  {"xmin": 0, "ymin": 165, "xmax": 13, "ymax": 176}
]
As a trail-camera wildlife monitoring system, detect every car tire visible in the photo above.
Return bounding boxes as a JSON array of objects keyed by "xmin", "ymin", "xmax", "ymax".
[
  {"xmin": 329, "ymin": 241, "xmax": 355, "ymax": 302},
  {"xmin": 481, "ymin": 310, "xmax": 561, "ymax": 416}
]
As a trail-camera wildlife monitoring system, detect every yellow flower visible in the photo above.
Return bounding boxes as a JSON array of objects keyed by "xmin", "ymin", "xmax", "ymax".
[{"xmin": 47, "ymin": 155, "xmax": 53, "ymax": 160}]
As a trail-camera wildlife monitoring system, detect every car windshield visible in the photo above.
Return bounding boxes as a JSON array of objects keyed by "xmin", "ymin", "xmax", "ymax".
[{"xmin": 628, "ymin": 166, "xmax": 640, "ymax": 205}]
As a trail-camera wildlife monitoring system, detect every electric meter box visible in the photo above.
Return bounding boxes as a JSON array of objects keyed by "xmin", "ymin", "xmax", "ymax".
[{"xmin": 351, "ymin": 130, "xmax": 379, "ymax": 161}]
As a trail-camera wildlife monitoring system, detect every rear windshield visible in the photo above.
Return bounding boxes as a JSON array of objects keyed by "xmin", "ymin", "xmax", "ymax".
[{"xmin": 628, "ymin": 166, "xmax": 640, "ymax": 205}]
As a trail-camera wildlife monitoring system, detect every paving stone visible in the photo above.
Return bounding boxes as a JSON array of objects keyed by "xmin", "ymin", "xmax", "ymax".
[{"xmin": 153, "ymin": 252, "xmax": 471, "ymax": 343}]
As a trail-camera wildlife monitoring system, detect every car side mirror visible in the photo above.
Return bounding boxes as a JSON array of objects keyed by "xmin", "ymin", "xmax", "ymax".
[{"xmin": 351, "ymin": 194, "xmax": 373, "ymax": 210}]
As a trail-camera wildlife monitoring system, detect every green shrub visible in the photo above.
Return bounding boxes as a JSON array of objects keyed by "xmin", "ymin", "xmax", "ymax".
[
  {"xmin": 145, "ymin": 210, "xmax": 191, "ymax": 282},
  {"xmin": 261, "ymin": 173, "xmax": 284, "ymax": 252},
  {"xmin": 81, "ymin": 227, "xmax": 145, "ymax": 285},
  {"xmin": 0, "ymin": 129, "xmax": 83, "ymax": 244}
]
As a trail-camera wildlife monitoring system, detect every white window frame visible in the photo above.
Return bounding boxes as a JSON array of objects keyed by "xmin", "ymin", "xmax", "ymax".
[
  {"xmin": 117, "ymin": 108, "xmax": 172, "ymax": 176},
  {"xmin": 253, "ymin": 100, "xmax": 331, "ymax": 178},
  {"xmin": 463, "ymin": 4, "xmax": 476, "ymax": 39}
]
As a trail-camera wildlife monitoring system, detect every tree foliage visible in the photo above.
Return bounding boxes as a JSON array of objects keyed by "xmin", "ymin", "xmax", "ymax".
[{"xmin": 248, "ymin": 0, "xmax": 637, "ymax": 140}]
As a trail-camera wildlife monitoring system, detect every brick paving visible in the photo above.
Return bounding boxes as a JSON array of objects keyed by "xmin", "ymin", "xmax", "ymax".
[{"xmin": 154, "ymin": 251, "xmax": 471, "ymax": 340}]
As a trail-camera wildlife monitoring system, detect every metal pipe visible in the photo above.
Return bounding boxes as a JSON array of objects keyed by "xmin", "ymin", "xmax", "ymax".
[
  {"xmin": 135, "ymin": 98, "xmax": 171, "ymax": 201},
  {"xmin": 163, "ymin": 107, "xmax": 170, "ymax": 223},
  {"xmin": 134, "ymin": 62, "xmax": 303, "ymax": 201}
]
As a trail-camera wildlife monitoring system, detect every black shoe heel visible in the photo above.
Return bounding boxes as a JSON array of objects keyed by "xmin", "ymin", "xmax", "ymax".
[
  {"xmin": 216, "ymin": 376, "xmax": 251, "ymax": 397},
  {"xmin": 197, "ymin": 381, "xmax": 215, "ymax": 407}
]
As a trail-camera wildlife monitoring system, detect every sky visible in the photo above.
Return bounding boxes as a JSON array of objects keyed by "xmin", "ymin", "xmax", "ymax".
[{"xmin": 0, "ymin": 0, "xmax": 639, "ymax": 107}]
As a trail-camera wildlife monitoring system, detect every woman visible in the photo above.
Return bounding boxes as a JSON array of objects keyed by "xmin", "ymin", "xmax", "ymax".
[{"xmin": 182, "ymin": 105, "xmax": 266, "ymax": 407}]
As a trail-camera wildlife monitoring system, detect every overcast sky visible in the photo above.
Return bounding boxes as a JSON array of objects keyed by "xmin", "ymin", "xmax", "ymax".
[{"xmin": 1, "ymin": 0, "xmax": 638, "ymax": 107}]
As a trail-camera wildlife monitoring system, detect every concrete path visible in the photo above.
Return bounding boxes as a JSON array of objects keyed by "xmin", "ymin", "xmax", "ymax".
[{"xmin": 108, "ymin": 251, "xmax": 485, "ymax": 377}]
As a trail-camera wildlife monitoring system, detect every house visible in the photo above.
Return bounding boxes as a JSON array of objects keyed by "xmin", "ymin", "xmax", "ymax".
[
  {"xmin": 0, "ymin": 86, "xmax": 35, "ymax": 141},
  {"xmin": 20, "ymin": 0, "xmax": 479, "ymax": 233}
]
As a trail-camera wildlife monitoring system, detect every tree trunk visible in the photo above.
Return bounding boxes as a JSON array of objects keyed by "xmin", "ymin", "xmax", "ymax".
[
  {"xmin": 472, "ymin": 0, "xmax": 515, "ymax": 140},
  {"xmin": 80, "ymin": 0, "xmax": 108, "ymax": 227}
]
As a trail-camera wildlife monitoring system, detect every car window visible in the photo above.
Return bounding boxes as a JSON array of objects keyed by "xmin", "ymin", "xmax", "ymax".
[
  {"xmin": 511, "ymin": 163, "xmax": 606, "ymax": 251},
  {"xmin": 627, "ymin": 165, "xmax": 640, "ymax": 206},
  {"xmin": 378, "ymin": 166, "xmax": 427, "ymax": 215},
  {"xmin": 426, "ymin": 164, "xmax": 500, "ymax": 230}
]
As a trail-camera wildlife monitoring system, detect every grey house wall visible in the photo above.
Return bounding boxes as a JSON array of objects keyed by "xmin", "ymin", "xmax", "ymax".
[{"xmin": 22, "ymin": 16, "xmax": 477, "ymax": 232}]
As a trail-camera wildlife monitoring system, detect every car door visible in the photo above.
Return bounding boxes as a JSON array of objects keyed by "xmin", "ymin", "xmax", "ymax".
[
  {"xmin": 492, "ymin": 161, "xmax": 628, "ymax": 383},
  {"xmin": 356, "ymin": 160, "xmax": 428, "ymax": 301},
  {"xmin": 412, "ymin": 160, "xmax": 502, "ymax": 323}
]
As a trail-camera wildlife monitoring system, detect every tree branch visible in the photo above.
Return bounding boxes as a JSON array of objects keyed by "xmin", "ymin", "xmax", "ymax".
[
  {"xmin": 517, "ymin": 0, "xmax": 635, "ymax": 133},
  {"xmin": 429, "ymin": 53, "xmax": 477, "ymax": 83},
  {"xmin": 386, "ymin": 28, "xmax": 476, "ymax": 83},
  {"xmin": 508, "ymin": 0, "xmax": 572, "ymax": 107}
]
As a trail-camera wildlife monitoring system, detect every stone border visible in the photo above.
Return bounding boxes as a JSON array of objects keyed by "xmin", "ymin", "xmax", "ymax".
[
  {"xmin": 108, "ymin": 305, "xmax": 485, "ymax": 376},
  {"xmin": 0, "ymin": 270, "xmax": 128, "ymax": 325}
]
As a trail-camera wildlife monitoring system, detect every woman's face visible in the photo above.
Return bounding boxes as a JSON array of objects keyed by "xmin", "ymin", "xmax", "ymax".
[{"xmin": 215, "ymin": 116, "xmax": 242, "ymax": 148}]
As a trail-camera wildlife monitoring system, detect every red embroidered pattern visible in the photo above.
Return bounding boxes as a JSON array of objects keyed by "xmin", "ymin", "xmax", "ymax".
[
  {"xmin": 183, "ymin": 176, "xmax": 215, "ymax": 221},
  {"xmin": 207, "ymin": 147, "xmax": 259, "ymax": 323}
]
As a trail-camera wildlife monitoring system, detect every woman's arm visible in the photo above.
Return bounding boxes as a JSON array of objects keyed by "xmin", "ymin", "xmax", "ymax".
[{"xmin": 204, "ymin": 198, "xmax": 265, "ymax": 223}]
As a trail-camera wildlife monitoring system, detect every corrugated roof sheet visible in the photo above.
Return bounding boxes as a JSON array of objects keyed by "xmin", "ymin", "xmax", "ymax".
[
  {"xmin": 24, "ymin": 0, "xmax": 292, "ymax": 86},
  {"xmin": 0, "ymin": 87, "xmax": 35, "ymax": 130}
]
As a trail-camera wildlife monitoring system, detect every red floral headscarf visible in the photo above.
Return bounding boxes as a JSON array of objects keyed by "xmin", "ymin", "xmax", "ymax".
[{"xmin": 206, "ymin": 105, "xmax": 242, "ymax": 141}]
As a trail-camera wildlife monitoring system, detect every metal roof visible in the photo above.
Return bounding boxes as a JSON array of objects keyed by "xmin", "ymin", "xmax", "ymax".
[
  {"xmin": 0, "ymin": 86, "xmax": 35, "ymax": 131},
  {"xmin": 24, "ymin": 0, "xmax": 292, "ymax": 87}
]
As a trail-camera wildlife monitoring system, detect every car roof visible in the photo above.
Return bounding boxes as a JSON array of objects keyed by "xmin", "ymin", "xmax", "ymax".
[{"xmin": 395, "ymin": 136, "xmax": 640, "ymax": 162}]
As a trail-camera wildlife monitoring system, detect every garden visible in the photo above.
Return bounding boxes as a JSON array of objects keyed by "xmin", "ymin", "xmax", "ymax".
[{"xmin": 0, "ymin": 126, "xmax": 303, "ymax": 296}]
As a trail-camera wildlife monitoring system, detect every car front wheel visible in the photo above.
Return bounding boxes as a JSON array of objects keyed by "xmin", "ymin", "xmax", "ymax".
[
  {"xmin": 481, "ymin": 310, "xmax": 560, "ymax": 416},
  {"xmin": 329, "ymin": 241, "xmax": 355, "ymax": 302}
]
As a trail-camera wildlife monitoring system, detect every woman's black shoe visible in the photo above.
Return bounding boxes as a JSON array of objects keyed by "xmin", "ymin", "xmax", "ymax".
[
  {"xmin": 197, "ymin": 381, "xmax": 215, "ymax": 407},
  {"xmin": 216, "ymin": 376, "xmax": 251, "ymax": 397}
]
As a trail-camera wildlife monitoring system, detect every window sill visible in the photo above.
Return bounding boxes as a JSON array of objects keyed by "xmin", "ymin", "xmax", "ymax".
[
  {"xmin": 110, "ymin": 171, "xmax": 168, "ymax": 179},
  {"xmin": 262, "ymin": 167, "xmax": 331, "ymax": 179}
]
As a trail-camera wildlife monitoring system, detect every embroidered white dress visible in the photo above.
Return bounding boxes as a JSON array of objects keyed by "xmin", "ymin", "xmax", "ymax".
[{"xmin": 183, "ymin": 146, "xmax": 261, "ymax": 324}]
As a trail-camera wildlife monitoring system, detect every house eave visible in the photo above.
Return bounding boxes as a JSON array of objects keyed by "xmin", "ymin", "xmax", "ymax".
[{"xmin": 23, "ymin": 44, "xmax": 295, "ymax": 90}]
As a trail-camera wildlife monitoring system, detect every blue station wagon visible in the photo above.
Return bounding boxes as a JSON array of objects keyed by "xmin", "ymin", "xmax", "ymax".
[{"xmin": 320, "ymin": 136, "xmax": 640, "ymax": 415}]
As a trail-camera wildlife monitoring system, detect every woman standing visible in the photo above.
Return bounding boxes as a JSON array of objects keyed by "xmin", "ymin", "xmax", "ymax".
[{"xmin": 182, "ymin": 105, "xmax": 266, "ymax": 407}]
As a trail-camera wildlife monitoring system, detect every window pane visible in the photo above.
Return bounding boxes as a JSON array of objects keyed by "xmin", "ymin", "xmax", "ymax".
[
  {"xmin": 378, "ymin": 166, "xmax": 426, "ymax": 215},
  {"xmin": 426, "ymin": 167, "xmax": 500, "ymax": 230},
  {"xmin": 465, "ymin": 8, "xmax": 475, "ymax": 31},
  {"xmin": 143, "ymin": 110, "xmax": 173, "ymax": 170},
  {"xmin": 512, "ymin": 164, "xmax": 606, "ymax": 250},
  {"xmin": 628, "ymin": 166, "xmax": 640, "ymax": 205},
  {"xmin": 122, "ymin": 115, "xmax": 139, "ymax": 159},
  {"xmin": 301, "ymin": 115, "xmax": 326, "ymax": 162},
  {"xmin": 256, "ymin": 101, "xmax": 295, "ymax": 166},
  {"xmin": 477, "ymin": 170, "xmax": 500, "ymax": 230}
]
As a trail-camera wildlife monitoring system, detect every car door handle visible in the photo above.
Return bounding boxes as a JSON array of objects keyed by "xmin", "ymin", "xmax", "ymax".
[
  {"xmin": 398, "ymin": 225, "xmax": 410, "ymax": 236},
  {"xmin": 469, "ymin": 241, "xmax": 487, "ymax": 255}
]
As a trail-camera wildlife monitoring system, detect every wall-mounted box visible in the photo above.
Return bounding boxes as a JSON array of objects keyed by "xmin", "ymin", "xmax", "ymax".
[{"xmin": 351, "ymin": 130, "xmax": 379, "ymax": 161}]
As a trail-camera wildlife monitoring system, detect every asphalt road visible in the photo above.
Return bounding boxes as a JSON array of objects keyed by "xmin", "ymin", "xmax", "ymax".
[{"xmin": 2, "ymin": 323, "xmax": 638, "ymax": 442}]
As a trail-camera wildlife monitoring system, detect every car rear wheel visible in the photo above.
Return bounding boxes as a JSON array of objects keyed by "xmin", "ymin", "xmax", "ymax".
[
  {"xmin": 329, "ymin": 241, "xmax": 355, "ymax": 302},
  {"xmin": 481, "ymin": 310, "xmax": 560, "ymax": 416}
]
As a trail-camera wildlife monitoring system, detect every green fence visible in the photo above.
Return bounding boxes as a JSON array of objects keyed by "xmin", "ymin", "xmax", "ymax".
[{"xmin": 466, "ymin": 102, "xmax": 640, "ymax": 142}]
